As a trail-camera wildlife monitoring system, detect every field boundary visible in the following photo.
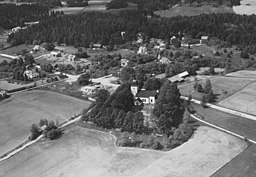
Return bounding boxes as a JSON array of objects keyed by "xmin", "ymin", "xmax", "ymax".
[
  {"xmin": 218, "ymin": 79, "xmax": 256, "ymax": 105},
  {"xmin": 210, "ymin": 145, "xmax": 252, "ymax": 177}
]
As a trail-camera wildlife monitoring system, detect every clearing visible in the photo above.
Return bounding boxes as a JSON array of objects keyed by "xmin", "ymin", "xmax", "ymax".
[
  {"xmin": 178, "ymin": 76, "xmax": 256, "ymax": 102},
  {"xmin": 0, "ymin": 90, "xmax": 91, "ymax": 156},
  {"xmin": 155, "ymin": 4, "xmax": 234, "ymax": 18},
  {"xmin": 219, "ymin": 81, "xmax": 256, "ymax": 115},
  {"xmin": 0, "ymin": 126, "xmax": 247, "ymax": 177}
]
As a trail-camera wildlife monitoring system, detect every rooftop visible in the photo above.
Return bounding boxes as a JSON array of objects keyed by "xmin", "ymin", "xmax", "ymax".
[{"xmin": 136, "ymin": 90, "xmax": 156, "ymax": 98}]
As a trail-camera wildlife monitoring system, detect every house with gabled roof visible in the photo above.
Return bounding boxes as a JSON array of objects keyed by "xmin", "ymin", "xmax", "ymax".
[{"xmin": 131, "ymin": 81, "xmax": 157, "ymax": 105}]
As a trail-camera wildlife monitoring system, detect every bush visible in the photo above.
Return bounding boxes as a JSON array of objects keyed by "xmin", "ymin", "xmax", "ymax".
[{"xmin": 46, "ymin": 128, "xmax": 61, "ymax": 140}]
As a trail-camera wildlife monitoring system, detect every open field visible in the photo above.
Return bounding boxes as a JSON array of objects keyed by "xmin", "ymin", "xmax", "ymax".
[
  {"xmin": 0, "ymin": 80, "xmax": 34, "ymax": 91},
  {"xmin": 1, "ymin": 44, "xmax": 33, "ymax": 55},
  {"xmin": 0, "ymin": 90, "xmax": 91, "ymax": 156},
  {"xmin": 219, "ymin": 81, "xmax": 256, "ymax": 115},
  {"xmin": 0, "ymin": 126, "xmax": 247, "ymax": 177},
  {"xmin": 155, "ymin": 5, "xmax": 234, "ymax": 18},
  {"xmin": 191, "ymin": 103, "xmax": 256, "ymax": 141},
  {"xmin": 178, "ymin": 76, "xmax": 256, "ymax": 102},
  {"xmin": 226, "ymin": 70, "xmax": 256, "ymax": 78},
  {"xmin": 213, "ymin": 145, "xmax": 256, "ymax": 177}
]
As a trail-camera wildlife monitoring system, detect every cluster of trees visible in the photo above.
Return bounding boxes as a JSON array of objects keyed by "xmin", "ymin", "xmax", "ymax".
[
  {"xmin": 0, "ymin": 4, "xmax": 49, "ymax": 29},
  {"xmin": 88, "ymin": 53, "xmax": 121, "ymax": 78},
  {"xmin": 153, "ymin": 80, "xmax": 185, "ymax": 134},
  {"xmin": 29, "ymin": 119, "xmax": 61, "ymax": 140},
  {"xmin": 8, "ymin": 11, "xmax": 256, "ymax": 55},
  {"xmin": 0, "ymin": 54, "xmax": 38, "ymax": 81},
  {"xmin": 77, "ymin": 73, "xmax": 90, "ymax": 86},
  {"xmin": 194, "ymin": 79, "xmax": 215, "ymax": 104},
  {"xmin": 83, "ymin": 84, "xmax": 145, "ymax": 133}
]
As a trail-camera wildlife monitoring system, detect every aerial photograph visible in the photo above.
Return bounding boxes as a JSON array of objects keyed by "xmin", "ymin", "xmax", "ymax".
[{"xmin": 0, "ymin": 0, "xmax": 256, "ymax": 176}]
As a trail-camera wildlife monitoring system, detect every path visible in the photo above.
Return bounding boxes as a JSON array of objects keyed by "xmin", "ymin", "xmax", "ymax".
[
  {"xmin": 0, "ymin": 53, "xmax": 18, "ymax": 59},
  {"xmin": 181, "ymin": 96, "xmax": 256, "ymax": 121}
]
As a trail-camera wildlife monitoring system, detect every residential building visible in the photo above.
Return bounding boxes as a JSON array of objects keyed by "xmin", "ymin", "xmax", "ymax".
[
  {"xmin": 168, "ymin": 71, "xmax": 189, "ymax": 83},
  {"xmin": 159, "ymin": 57, "xmax": 172, "ymax": 64},
  {"xmin": 81, "ymin": 85, "xmax": 101, "ymax": 96},
  {"xmin": 137, "ymin": 46, "xmax": 147, "ymax": 54},
  {"xmin": 200, "ymin": 36, "xmax": 209, "ymax": 45},
  {"xmin": 136, "ymin": 89, "xmax": 157, "ymax": 104},
  {"xmin": 24, "ymin": 69, "xmax": 39, "ymax": 79},
  {"xmin": 0, "ymin": 90, "xmax": 7, "ymax": 99}
]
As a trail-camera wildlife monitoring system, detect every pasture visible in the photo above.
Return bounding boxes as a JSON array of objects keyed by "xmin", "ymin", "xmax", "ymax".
[
  {"xmin": 0, "ymin": 126, "xmax": 247, "ymax": 177},
  {"xmin": 0, "ymin": 90, "xmax": 91, "ymax": 156},
  {"xmin": 154, "ymin": 5, "xmax": 234, "ymax": 18},
  {"xmin": 178, "ymin": 76, "xmax": 255, "ymax": 102},
  {"xmin": 219, "ymin": 81, "xmax": 256, "ymax": 115}
]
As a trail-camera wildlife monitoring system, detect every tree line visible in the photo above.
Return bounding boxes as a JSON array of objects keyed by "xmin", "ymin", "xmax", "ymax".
[
  {"xmin": 8, "ymin": 10, "xmax": 256, "ymax": 54},
  {"xmin": 0, "ymin": 4, "xmax": 49, "ymax": 29}
]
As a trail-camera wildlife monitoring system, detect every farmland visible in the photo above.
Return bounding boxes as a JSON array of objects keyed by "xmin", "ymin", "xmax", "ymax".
[
  {"xmin": 212, "ymin": 145, "xmax": 256, "ymax": 177},
  {"xmin": 178, "ymin": 76, "xmax": 256, "ymax": 102},
  {"xmin": 0, "ymin": 126, "xmax": 247, "ymax": 177},
  {"xmin": 219, "ymin": 81, "xmax": 256, "ymax": 115},
  {"xmin": 154, "ymin": 5, "xmax": 234, "ymax": 18},
  {"xmin": 0, "ymin": 90, "xmax": 91, "ymax": 156},
  {"xmin": 191, "ymin": 103, "xmax": 256, "ymax": 141}
]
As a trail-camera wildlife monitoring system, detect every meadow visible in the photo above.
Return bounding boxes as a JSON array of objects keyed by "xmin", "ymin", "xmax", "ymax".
[
  {"xmin": 0, "ymin": 126, "xmax": 247, "ymax": 177},
  {"xmin": 0, "ymin": 90, "xmax": 91, "ymax": 156}
]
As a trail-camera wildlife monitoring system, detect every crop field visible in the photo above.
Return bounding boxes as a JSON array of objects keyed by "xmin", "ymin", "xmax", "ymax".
[
  {"xmin": 191, "ymin": 103, "xmax": 256, "ymax": 141},
  {"xmin": 219, "ymin": 81, "xmax": 256, "ymax": 115},
  {"xmin": 0, "ymin": 90, "xmax": 91, "ymax": 156},
  {"xmin": 178, "ymin": 76, "xmax": 256, "ymax": 102},
  {"xmin": 154, "ymin": 5, "xmax": 234, "ymax": 18},
  {"xmin": 0, "ymin": 126, "xmax": 247, "ymax": 177},
  {"xmin": 212, "ymin": 145, "xmax": 256, "ymax": 177}
]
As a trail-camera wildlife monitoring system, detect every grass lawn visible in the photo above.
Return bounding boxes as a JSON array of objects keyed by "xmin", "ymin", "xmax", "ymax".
[
  {"xmin": 0, "ymin": 125, "xmax": 246, "ymax": 177},
  {"xmin": 219, "ymin": 81, "xmax": 256, "ymax": 115},
  {"xmin": 212, "ymin": 145, "xmax": 256, "ymax": 177},
  {"xmin": 0, "ymin": 90, "xmax": 91, "ymax": 156},
  {"xmin": 191, "ymin": 103, "xmax": 256, "ymax": 141},
  {"xmin": 178, "ymin": 76, "xmax": 256, "ymax": 102},
  {"xmin": 154, "ymin": 5, "xmax": 234, "ymax": 18}
]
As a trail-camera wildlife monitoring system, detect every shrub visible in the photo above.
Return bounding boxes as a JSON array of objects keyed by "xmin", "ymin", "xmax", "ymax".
[{"xmin": 47, "ymin": 128, "xmax": 61, "ymax": 140}]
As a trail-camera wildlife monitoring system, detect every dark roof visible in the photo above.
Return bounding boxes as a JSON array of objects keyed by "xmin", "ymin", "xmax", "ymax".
[
  {"xmin": 130, "ymin": 80, "xmax": 138, "ymax": 86},
  {"xmin": 136, "ymin": 90, "xmax": 156, "ymax": 98}
]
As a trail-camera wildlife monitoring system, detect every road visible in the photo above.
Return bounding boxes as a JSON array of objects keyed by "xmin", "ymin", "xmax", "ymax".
[{"xmin": 181, "ymin": 96, "xmax": 256, "ymax": 121}]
